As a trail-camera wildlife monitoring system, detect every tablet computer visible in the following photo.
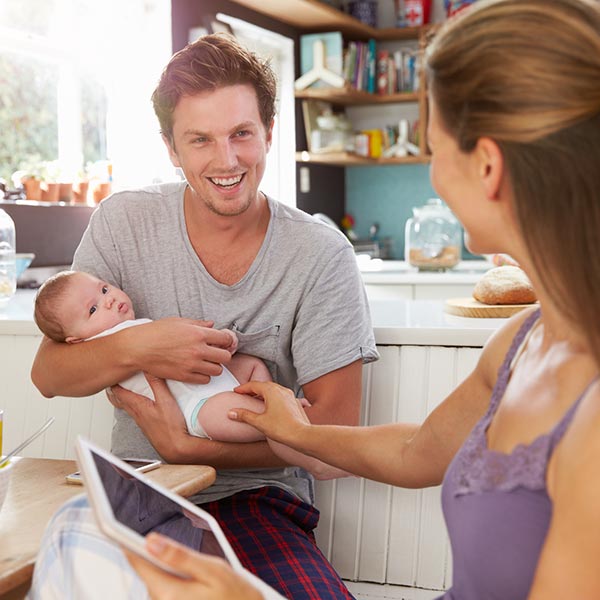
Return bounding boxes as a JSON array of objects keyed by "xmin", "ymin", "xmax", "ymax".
[{"xmin": 75, "ymin": 436, "xmax": 283, "ymax": 598}]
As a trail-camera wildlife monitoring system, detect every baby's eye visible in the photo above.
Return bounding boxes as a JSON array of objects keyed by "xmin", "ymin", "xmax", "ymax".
[
  {"xmin": 89, "ymin": 305, "xmax": 97, "ymax": 316},
  {"xmin": 101, "ymin": 286, "xmax": 108, "ymax": 294}
]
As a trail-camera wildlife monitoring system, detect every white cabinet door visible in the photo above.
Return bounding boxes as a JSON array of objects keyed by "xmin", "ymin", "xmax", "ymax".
[
  {"xmin": 0, "ymin": 334, "xmax": 113, "ymax": 459},
  {"xmin": 315, "ymin": 344, "xmax": 482, "ymax": 593}
]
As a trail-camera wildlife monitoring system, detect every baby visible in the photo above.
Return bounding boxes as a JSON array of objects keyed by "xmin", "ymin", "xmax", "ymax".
[{"xmin": 34, "ymin": 271, "xmax": 347, "ymax": 480}]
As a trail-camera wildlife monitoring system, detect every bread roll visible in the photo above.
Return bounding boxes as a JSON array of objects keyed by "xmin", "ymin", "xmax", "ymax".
[{"xmin": 473, "ymin": 266, "xmax": 537, "ymax": 305}]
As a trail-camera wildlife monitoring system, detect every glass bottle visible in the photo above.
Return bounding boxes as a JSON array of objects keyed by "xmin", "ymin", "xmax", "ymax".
[
  {"xmin": 405, "ymin": 198, "xmax": 462, "ymax": 271},
  {"xmin": 0, "ymin": 209, "xmax": 16, "ymax": 306}
]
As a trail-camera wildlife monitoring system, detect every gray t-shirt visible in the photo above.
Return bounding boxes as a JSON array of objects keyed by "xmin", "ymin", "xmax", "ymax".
[{"xmin": 73, "ymin": 181, "xmax": 378, "ymax": 504}]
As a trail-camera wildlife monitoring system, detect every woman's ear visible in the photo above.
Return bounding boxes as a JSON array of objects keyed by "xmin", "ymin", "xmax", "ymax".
[{"xmin": 475, "ymin": 137, "xmax": 504, "ymax": 201}]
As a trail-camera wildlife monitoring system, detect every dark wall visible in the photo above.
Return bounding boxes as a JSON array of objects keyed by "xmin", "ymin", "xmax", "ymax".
[{"xmin": 170, "ymin": 0, "xmax": 346, "ymax": 223}]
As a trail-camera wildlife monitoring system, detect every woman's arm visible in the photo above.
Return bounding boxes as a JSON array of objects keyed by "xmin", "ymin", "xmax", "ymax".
[
  {"xmin": 230, "ymin": 310, "xmax": 535, "ymax": 488},
  {"xmin": 31, "ymin": 318, "xmax": 234, "ymax": 398}
]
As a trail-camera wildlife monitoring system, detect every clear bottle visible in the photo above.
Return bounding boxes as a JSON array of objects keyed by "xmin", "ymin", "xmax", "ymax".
[
  {"xmin": 0, "ymin": 209, "xmax": 16, "ymax": 306},
  {"xmin": 405, "ymin": 198, "xmax": 462, "ymax": 271}
]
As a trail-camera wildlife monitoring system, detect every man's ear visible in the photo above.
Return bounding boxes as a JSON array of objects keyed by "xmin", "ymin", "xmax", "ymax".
[
  {"xmin": 65, "ymin": 336, "xmax": 83, "ymax": 344},
  {"xmin": 475, "ymin": 137, "xmax": 504, "ymax": 201},
  {"xmin": 162, "ymin": 133, "xmax": 181, "ymax": 168},
  {"xmin": 265, "ymin": 119, "xmax": 275, "ymax": 152}
]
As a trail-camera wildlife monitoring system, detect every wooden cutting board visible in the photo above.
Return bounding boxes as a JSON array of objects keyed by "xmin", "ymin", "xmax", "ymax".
[{"xmin": 445, "ymin": 297, "xmax": 539, "ymax": 318}]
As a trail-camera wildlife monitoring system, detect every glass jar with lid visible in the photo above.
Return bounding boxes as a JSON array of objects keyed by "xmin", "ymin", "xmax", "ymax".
[{"xmin": 405, "ymin": 198, "xmax": 462, "ymax": 271}]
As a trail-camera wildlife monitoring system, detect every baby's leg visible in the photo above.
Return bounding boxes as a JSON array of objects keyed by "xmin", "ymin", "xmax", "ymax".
[
  {"xmin": 227, "ymin": 354, "xmax": 272, "ymax": 384},
  {"xmin": 197, "ymin": 392, "xmax": 267, "ymax": 442},
  {"xmin": 197, "ymin": 391, "xmax": 350, "ymax": 479}
]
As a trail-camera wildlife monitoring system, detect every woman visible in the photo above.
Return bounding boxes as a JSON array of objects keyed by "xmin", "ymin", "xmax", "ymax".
[{"xmin": 128, "ymin": 0, "xmax": 600, "ymax": 597}]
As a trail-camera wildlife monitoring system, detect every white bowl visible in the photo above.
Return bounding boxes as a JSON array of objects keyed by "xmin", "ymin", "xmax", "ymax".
[{"xmin": 0, "ymin": 459, "xmax": 15, "ymax": 512}]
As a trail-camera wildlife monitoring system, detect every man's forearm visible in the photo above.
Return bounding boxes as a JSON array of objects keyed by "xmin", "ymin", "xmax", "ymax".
[
  {"xmin": 31, "ymin": 335, "xmax": 136, "ymax": 398},
  {"xmin": 156, "ymin": 436, "xmax": 286, "ymax": 469}
]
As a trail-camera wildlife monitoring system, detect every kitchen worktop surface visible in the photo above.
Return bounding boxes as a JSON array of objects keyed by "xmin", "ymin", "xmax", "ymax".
[
  {"xmin": 0, "ymin": 290, "xmax": 507, "ymax": 347},
  {"xmin": 358, "ymin": 258, "xmax": 492, "ymax": 284}
]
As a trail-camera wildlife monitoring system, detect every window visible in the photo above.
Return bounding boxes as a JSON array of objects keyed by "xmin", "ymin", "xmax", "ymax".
[{"xmin": 0, "ymin": 0, "xmax": 173, "ymax": 190}]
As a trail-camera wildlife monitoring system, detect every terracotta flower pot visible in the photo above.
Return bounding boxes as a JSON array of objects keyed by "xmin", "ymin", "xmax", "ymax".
[
  {"xmin": 41, "ymin": 182, "xmax": 60, "ymax": 202},
  {"xmin": 92, "ymin": 182, "xmax": 112, "ymax": 204},
  {"xmin": 22, "ymin": 177, "xmax": 42, "ymax": 201},
  {"xmin": 58, "ymin": 182, "xmax": 73, "ymax": 203},
  {"xmin": 72, "ymin": 181, "xmax": 89, "ymax": 204}
]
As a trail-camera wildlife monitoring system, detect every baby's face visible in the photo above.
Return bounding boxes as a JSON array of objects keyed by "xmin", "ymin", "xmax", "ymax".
[{"xmin": 60, "ymin": 273, "xmax": 135, "ymax": 343}]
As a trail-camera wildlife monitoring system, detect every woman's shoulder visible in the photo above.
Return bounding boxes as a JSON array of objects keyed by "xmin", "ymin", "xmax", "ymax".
[{"xmin": 475, "ymin": 305, "xmax": 540, "ymax": 388}]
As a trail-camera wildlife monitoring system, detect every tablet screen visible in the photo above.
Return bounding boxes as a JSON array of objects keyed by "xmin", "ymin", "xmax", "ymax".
[{"xmin": 91, "ymin": 449, "xmax": 227, "ymax": 559}]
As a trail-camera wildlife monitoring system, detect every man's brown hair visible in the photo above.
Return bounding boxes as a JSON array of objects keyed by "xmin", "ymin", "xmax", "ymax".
[{"xmin": 152, "ymin": 33, "xmax": 277, "ymax": 147}]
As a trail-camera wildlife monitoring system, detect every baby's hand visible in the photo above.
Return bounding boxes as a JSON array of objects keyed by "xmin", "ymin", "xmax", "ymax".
[{"xmin": 222, "ymin": 329, "xmax": 239, "ymax": 354}]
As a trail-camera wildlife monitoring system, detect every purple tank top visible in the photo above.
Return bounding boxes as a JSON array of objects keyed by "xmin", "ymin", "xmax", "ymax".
[{"xmin": 437, "ymin": 310, "xmax": 593, "ymax": 600}]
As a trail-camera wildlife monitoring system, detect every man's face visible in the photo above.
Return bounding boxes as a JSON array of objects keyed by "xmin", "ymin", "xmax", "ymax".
[
  {"xmin": 60, "ymin": 273, "xmax": 135, "ymax": 343},
  {"xmin": 165, "ymin": 84, "xmax": 273, "ymax": 217}
]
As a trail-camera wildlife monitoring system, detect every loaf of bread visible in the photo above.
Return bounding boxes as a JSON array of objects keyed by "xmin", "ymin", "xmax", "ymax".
[{"xmin": 473, "ymin": 266, "xmax": 537, "ymax": 305}]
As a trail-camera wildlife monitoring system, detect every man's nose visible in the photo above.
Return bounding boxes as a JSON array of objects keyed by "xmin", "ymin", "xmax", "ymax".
[{"xmin": 214, "ymin": 140, "xmax": 237, "ymax": 169}]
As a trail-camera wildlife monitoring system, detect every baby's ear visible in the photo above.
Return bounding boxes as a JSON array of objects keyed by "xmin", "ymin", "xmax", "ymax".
[{"xmin": 65, "ymin": 336, "xmax": 83, "ymax": 344}]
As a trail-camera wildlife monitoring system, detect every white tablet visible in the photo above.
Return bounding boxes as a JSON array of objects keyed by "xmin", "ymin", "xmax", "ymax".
[{"xmin": 75, "ymin": 436, "xmax": 284, "ymax": 598}]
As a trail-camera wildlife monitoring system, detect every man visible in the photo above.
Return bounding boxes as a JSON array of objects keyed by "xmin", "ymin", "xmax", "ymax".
[{"xmin": 31, "ymin": 34, "xmax": 377, "ymax": 599}]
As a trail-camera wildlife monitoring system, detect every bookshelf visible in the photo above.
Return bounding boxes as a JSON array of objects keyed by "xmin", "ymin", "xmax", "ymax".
[{"xmin": 229, "ymin": 0, "xmax": 432, "ymax": 166}]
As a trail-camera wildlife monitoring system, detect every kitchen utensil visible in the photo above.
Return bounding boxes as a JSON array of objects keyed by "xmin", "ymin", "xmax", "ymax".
[
  {"xmin": 0, "ymin": 416, "xmax": 55, "ymax": 469},
  {"xmin": 445, "ymin": 298, "xmax": 538, "ymax": 318}
]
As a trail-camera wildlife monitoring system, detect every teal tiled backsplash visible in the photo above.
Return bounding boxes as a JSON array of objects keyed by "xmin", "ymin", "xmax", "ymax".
[{"xmin": 345, "ymin": 164, "xmax": 478, "ymax": 260}]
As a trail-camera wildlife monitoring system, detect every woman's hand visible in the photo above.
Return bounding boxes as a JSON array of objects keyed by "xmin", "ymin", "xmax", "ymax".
[
  {"xmin": 228, "ymin": 381, "xmax": 311, "ymax": 447},
  {"xmin": 125, "ymin": 533, "xmax": 263, "ymax": 600},
  {"xmin": 107, "ymin": 374, "xmax": 189, "ymax": 461}
]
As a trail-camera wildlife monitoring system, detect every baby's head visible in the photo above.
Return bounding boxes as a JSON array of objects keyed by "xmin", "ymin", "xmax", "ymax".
[{"xmin": 34, "ymin": 271, "xmax": 135, "ymax": 343}]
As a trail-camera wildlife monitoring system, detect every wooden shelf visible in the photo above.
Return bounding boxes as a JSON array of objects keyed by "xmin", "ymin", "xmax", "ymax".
[
  {"xmin": 295, "ymin": 88, "xmax": 419, "ymax": 106},
  {"xmin": 230, "ymin": 0, "xmax": 426, "ymax": 40},
  {"xmin": 296, "ymin": 151, "xmax": 430, "ymax": 167}
]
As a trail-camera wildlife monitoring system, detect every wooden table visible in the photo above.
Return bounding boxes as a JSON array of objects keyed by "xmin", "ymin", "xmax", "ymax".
[{"xmin": 0, "ymin": 458, "xmax": 216, "ymax": 600}]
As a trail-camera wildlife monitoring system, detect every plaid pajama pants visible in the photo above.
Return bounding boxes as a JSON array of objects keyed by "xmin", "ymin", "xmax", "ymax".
[
  {"xmin": 200, "ymin": 486, "xmax": 355, "ymax": 599},
  {"xmin": 28, "ymin": 487, "xmax": 354, "ymax": 600}
]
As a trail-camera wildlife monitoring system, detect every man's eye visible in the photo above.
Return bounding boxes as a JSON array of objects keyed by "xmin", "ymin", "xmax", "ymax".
[
  {"xmin": 101, "ymin": 286, "xmax": 108, "ymax": 294},
  {"xmin": 89, "ymin": 306, "xmax": 97, "ymax": 316},
  {"xmin": 235, "ymin": 130, "xmax": 250, "ymax": 138}
]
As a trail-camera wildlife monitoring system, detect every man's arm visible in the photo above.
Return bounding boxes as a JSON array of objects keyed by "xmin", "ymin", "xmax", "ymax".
[
  {"xmin": 301, "ymin": 359, "xmax": 362, "ymax": 426},
  {"xmin": 31, "ymin": 319, "xmax": 235, "ymax": 398}
]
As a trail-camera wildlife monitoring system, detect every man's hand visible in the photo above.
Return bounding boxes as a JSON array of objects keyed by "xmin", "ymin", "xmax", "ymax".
[
  {"xmin": 126, "ymin": 318, "xmax": 235, "ymax": 384},
  {"xmin": 108, "ymin": 374, "xmax": 189, "ymax": 462}
]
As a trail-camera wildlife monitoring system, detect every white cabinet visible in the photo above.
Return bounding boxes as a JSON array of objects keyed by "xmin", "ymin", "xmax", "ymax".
[
  {"xmin": 316, "ymin": 344, "xmax": 483, "ymax": 598},
  {"xmin": 0, "ymin": 333, "xmax": 112, "ymax": 459}
]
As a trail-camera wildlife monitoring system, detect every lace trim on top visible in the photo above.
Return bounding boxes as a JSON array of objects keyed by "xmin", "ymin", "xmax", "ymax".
[{"xmin": 453, "ymin": 309, "xmax": 592, "ymax": 497}]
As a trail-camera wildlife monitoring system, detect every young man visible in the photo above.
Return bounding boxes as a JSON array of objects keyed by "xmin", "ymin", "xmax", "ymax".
[{"xmin": 30, "ymin": 34, "xmax": 377, "ymax": 599}]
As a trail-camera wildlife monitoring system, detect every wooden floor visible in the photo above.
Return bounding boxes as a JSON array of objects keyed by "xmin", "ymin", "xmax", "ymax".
[{"xmin": 345, "ymin": 581, "xmax": 442, "ymax": 600}]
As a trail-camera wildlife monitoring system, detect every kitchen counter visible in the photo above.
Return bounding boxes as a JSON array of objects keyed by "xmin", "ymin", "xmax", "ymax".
[
  {"xmin": 358, "ymin": 258, "xmax": 491, "ymax": 285},
  {"xmin": 0, "ymin": 290, "xmax": 505, "ymax": 347}
]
